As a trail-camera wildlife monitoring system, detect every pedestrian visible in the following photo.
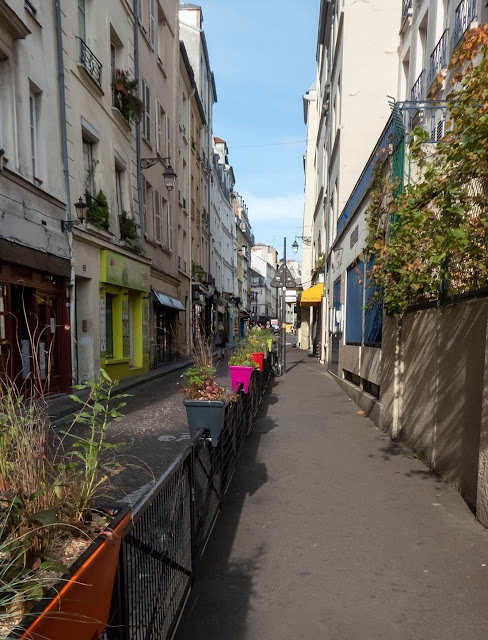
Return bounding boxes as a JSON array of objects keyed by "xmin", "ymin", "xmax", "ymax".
[{"xmin": 214, "ymin": 326, "xmax": 227, "ymax": 360}]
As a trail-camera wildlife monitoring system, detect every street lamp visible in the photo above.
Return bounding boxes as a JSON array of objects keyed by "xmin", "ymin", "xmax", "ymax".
[
  {"xmin": 292, "ymin": 236, "xmax": 312, "ymax": 254},
  {"xmin": 61, "ymin": 197, "xmax": 88, "ymax": 232},
  {"xmin": 140, "ymin": 156, "xmax": 177, "ymax": 191}
]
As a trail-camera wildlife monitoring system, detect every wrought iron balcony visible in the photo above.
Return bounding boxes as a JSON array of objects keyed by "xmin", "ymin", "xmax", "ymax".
[
  {"xmin": 428, "ymin": 29, "xmax": 449, "ymax": 89},
  {"xmin": 401, "ymin": 0, "xmax": 413, "ymax": 28},
  {"xmin": 411, "ymin": 69, "xmax": 426, "ymax": 102},
  {"xmin": 453, "ymin": 0, "xmax": 477, "ymax": 50},
  {"xmin": 76, "ymin": 37, "xmax": 102, "ymax": 88}
]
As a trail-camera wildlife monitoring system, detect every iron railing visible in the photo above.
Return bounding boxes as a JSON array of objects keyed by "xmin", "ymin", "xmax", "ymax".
[
  {"xmin": 453, "ymin": 0, "xmax": 477, "ymax": 50},
  {"xmin": 411, "ymin": 69, "xmax": 426, "ymax": 103},
  {"xmin": 77, "ymin": 37, "xmax": 102, "ymax": 87},
  {"xmin": 401, "ymin": 0, "xmax": 413, "ymax": 28},
  {"xmin": 103, "ymin": 358, "xmax": 272, "ymax": 640},
  {"xmin": 428, "ymin": 29, "xmax": 449, "ymax": 88}
]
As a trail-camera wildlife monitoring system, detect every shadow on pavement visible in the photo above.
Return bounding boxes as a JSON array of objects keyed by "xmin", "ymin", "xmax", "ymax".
[{"xmin": 174, "ymin": 378, "xmax": 277, "ymax": 640}]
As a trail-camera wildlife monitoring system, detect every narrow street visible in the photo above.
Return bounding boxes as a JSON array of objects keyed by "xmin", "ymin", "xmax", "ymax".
[{"xmin": 173, "ymin": 346, "xmax": 488, "ymax": 640}]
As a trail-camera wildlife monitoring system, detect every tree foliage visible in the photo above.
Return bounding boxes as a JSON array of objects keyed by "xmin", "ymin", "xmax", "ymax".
[{"xmin": 366, "ymin": 25, "xmax": 488, "ymax": 314}]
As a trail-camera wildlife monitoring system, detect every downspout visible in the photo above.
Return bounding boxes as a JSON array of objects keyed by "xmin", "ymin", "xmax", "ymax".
[
  {"xmin": 134, "ymin": 0, "xmax": 144, "ymax": 238},
  {"xmin": 55, "ymin": 0, "xmax": 77, "ymax": 384}
]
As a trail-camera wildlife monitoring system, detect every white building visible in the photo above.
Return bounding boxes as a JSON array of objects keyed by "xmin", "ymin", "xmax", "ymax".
[
  {"xmin": 301, "ymin": 0, "xmax": 401, "ymax": 360},
  {"xmin": 251, "ymin": 245, "xmax": 278, "ymax": 323}
]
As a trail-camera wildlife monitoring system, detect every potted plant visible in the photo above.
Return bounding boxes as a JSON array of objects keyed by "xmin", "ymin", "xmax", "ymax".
[
  {"xmin": 180, "ymin": 365, "xmax": 229, "ymax": 447},
  {"xmin": 228, "ymin": 343, "xmax": 258, "ymax": 393},
  {"xmin": 86, "ymin": 189, "xmax": 110, "ymax": 230},
  {"xmin": 112, "ymin": 69, "xmax": 144, "ymax": 124},
  {"xmin": 0, "ymin": 367, "xmax": 129, "ymax": 639}
]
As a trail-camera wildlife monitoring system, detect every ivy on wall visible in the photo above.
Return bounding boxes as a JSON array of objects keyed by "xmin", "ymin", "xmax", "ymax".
[{"xmin": 366, "ymin": 25, "xmax": 488, "ymax": 314}]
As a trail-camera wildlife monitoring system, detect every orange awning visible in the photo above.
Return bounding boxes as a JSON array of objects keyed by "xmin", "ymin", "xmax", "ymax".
[{"xmin": 300, "ymin": 283, "xmax": 324, "ymax": 307}]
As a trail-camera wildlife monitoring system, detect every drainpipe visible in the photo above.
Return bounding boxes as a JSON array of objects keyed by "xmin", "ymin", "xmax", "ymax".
[
  {"xmin": 134, "ymin": 0, "xmax": 144, "ymax": 239},
  {"xmin": 55, "ymin": 0, "xmax": 77, "ymax": 384}
]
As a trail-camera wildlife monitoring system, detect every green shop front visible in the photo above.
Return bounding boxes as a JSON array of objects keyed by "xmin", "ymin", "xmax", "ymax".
[{"xmin": 100, "ymin": 250, "xmax": 150, "ymax": 380}]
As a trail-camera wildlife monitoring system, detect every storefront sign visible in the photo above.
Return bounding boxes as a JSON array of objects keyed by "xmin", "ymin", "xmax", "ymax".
[{"xmin": 100, "ymin": 251, "xmax": 150, "ymax": 292}]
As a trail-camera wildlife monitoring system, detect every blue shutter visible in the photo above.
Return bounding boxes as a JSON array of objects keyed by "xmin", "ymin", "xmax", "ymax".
[
  {"xmin": 364, "ymin": 256, "xmax": 383, "ymax": 347},
  {"xmin": 346, "ymin": 261, "xmax": 364, "ymax": 345}
]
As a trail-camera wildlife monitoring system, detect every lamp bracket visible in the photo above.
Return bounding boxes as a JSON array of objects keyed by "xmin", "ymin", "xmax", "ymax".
[
  {"xmin": 140, "ymin": 156, "xmax": 171, "ymax": 170},
  {"xmin": 61, "ymin": 219, "xmax": 84, "ymax": 232}
]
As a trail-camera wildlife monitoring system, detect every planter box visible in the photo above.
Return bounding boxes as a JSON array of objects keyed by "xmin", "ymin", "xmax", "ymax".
[
  {"xmin": 184, "ymin": 399, "xmax": 226, "ymax": 447},
  {"xmin": 229, "ymin": 365, "xmax": 254, "ymax": 393},
  {"xmin": 13, "ymin": 508, "xmax": 131, "ymax": 640},
  {"xmin": 251, "ymin": 352, "xmax": 264, "ymax": 371}
]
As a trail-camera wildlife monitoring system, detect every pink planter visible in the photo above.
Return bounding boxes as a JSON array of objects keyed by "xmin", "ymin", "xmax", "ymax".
[
  {"xmin": 251, "ymin": 352, "xmax": 264, "ymax": 371},
  {"xmin": 229, "ymin": 365, "xmax": 254, "ymax": 393}
]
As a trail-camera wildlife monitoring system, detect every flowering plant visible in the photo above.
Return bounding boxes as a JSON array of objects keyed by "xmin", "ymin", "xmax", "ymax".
[{"xmin": 180, "ymin": 366, "xmax": 227, "ymax": 401}]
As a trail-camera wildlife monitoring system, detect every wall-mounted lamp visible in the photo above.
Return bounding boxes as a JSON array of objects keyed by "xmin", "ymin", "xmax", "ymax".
[
  {"xmin": 292, "ymin": 236, "xmax": 312, "ymax": 254},
  {"xmin": 140, "ymin": 156, "xmax": 177, "ymax": 191},
  {"xmin": 61, "ymin": 197, "xmax": 87, "ymax": 232}
]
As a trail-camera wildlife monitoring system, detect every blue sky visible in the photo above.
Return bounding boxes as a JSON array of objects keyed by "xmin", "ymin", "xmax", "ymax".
[{"xmin": 197, "ymin": 1, "xmax": 320, "ymax": 260}]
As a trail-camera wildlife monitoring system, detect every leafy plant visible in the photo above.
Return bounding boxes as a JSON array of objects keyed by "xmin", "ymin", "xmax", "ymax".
[
  {"xmin": 180, "ymin": 366, "xmax": 227, "ymax": 401},
  {"xmin": 365, "ymin": 24, "xmax": 488, "ymax": 314},
  {"xmin": 86, "ymin": 189, "xmax": 110, "ymax": 230},
  {"xmin": 112, "ymin": 69, "xmax": 144, "ymax": 124},
  {"xmin": 119, "ymin": 210, "xmax": 142, "ymax": 253},
  {"xmin": 229, "ymin": 342, "xmax": 259, "ymax": 368}
]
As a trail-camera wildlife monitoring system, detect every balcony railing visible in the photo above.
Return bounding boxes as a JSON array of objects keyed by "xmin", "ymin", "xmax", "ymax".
[
  {"xmin": 76, "ymin": 37, "xmax": 102, "ymax": 87},
  {"xmin": 401, "ymin": 0, "xmax": 413, "ymax": 27},
  {"xmin": 453, "ymin": 0, "xmax": 477, "ymax": 49},
  {"xmin": 411, "ymin": 69, "xmax": 426, "ymax": 102},
  {"xmin": 429, "ymin": 29, "xmax": 449, "ymax": 88}
]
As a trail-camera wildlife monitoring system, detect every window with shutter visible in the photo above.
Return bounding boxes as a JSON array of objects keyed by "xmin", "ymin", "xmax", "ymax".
[
  {"xmin": 165, "ymin": 114, "xmax": 171, "ymax": 158},
  {"xmin": 154, "ymin": 190, "xmax": 162, "ymax": 243},
  {"xmin": 155, "ymin": 99, "xmax": 161, "ymax": 154},
  {"xmin": 142, "ymin": 79, "xmax": 151, "ymax": 141},
  {"xmin": 149, "ymin": 0, "xmax": 155, "ymax": 46},
  {"xmin": 167, "ymin": 201, "xmax": 173, "ymax": 251}
]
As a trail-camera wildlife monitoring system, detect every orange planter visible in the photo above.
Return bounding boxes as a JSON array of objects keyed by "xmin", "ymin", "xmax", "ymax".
[
  {"xmin": 16, "ymin": 509, "xmax": 131, "ymax": 640},
  {"xmin": 251, "ymin": 352, "xmax": 264, "ymax": 371}
]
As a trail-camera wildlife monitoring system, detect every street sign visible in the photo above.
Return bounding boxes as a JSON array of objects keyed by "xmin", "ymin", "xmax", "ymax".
[{"xmin": 270, "ymin": 264, "xmax": 297, "ymax": 288}]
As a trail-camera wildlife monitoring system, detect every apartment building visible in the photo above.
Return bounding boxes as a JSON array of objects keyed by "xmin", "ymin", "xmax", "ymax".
[
  {"xmin": 301, "ymin": 0, "xmax": 400, "ymax": 363},
  {"xmin": 0, "ymin": 0, "xmax": 72, "ymax": 392},
  {"xmin": 234, "ymin": 192, "xmax": 254, "ymax": 337},
  {"xmin": 251, "ymin": 245, "xmax": 278, "ymax": 324}
]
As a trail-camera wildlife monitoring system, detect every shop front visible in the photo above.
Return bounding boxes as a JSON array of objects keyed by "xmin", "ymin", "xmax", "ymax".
[
  {"xmin": 152, "ymin": 290, "xmax": 185, "ymax": 365},
  {"xmin": 99, "ymin": 250, "xmax": 150, "ymax": 380},
  {"xmin": 0, "ymin": 243, "xmax": 71, "ymax": 394}
]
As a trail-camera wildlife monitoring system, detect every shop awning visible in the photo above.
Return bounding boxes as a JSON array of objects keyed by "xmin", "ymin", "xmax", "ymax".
[
  {"xmin": 153, "ymin": 290, "xmax": 185, "ymax": 311},
  {"xmin": 300, "ymin": 283, "xmax": 324, "ymax": 307}
]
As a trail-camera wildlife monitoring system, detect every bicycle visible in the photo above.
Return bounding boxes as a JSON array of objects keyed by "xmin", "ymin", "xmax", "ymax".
[{"xmin": 270, "ymin": 335, "xmax": 284, "ymax": 377}]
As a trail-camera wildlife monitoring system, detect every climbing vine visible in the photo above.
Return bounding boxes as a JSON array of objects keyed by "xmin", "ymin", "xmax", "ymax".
[{"xmin": 366, "ymin": 24, "xmax": 488, "ymax": 314}]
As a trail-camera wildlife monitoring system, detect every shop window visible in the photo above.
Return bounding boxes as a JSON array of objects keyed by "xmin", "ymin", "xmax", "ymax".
[
  {"xmin": 105, "ymin": 294, "xmax": 114, "ymax": 358},
  {"xmin": 122, "ymin": 296, "xmax": 130, "ymax": 359}
]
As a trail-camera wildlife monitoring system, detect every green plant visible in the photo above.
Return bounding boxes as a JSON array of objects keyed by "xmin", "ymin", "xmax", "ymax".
[
  {"xmin": 228, "ymin": 342, "xmax": 259, "ymax": 368},
  {"xmin": 60, "ymin": 370, "xmax": 127, "ymax": 522},
  {"xmin": 365, "ymin": 25, "xmax": 488, "ymax": 314},
  {"xmin": 0, "ymin": 360, "xmax": 126, "ymax": 633},
  {"xmin": 180, "ymin": 366, "xmax": 227, "ymax": 401},
  {"xmin": 86, "ymin": 189, "xmax": 110, "ymax": 230},
  {"xmin": 112, "ymin": 69, "xmax": 144, "ymax": 123},
  {"xmin": 119, "ymin": 210, "xmax": 138, "ymax": 241}
]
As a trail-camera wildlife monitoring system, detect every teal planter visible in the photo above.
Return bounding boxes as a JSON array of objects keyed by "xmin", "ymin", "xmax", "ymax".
[{"xmin": 183, "ymin": 399, "xmax": 226, "ymax": 447}]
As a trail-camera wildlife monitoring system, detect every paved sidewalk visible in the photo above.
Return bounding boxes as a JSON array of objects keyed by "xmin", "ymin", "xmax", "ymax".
[{"xmin": 175, "ymin": 346, "xmax": 488, "ymax": 640}]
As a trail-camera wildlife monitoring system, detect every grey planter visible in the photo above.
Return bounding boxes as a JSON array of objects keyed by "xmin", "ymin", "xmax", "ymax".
[{"xmin": 183, "ymin": 399, "xmax": 226, "ymax": 447}]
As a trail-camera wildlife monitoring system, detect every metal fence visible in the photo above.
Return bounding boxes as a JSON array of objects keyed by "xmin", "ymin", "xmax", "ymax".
[{"xmin": 103, "ymin": 358, "xmax": 272, "ymax": 640}]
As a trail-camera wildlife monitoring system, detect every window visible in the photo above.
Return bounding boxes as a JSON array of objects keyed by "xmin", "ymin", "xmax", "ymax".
[
  {"xmin": 78, "ymin": 0, "xmax": 86, "ymax": 41},
  {"xmin": 141, "ymin": 79, "xmax": 150, "ymax": 141},
  {"xmin": 83, "ymin": 137, "xmax": 96, "ymax": 196},
  {"xmin": 161, "ymin": 198, "xmax": 172, "ymax": 250},
  {"xmin": 29, "ymin": 92, "xmax": 39, "ymax": 180},
  {"xmin": 157, "ymin": 14, "xmax": 164, "ymax": 61},
  {"xmin": 155, "ymin": 100, "xmax": 163, "ymax": 154},
  {"xmin": 115, "ymin": 165, "xmax": 123, "ymax": 216},
  {"xmin": 165, "ymin": 113, "xmax": 171, "ymax": 157},
  {"xmin": 138, "ymin": 0, "xmax": 144, "ymax": 27},
  {"xmin": 149, "ymin": 0, "xmax": 155, "ymax": 46},
  {"xmin": 346, "ymin": 261, "xmax": 364, "ymax": 345},
  {"xmin": 154, "ymin": 190, "xmax": 162, "ymax": 242},
  {"xmin": 364, "ymin": 256, "xmax": 382, "ymax": 348},
  {"xmin": 105, "ymin": 294, "xmax": 114, "ymax": 358}
]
